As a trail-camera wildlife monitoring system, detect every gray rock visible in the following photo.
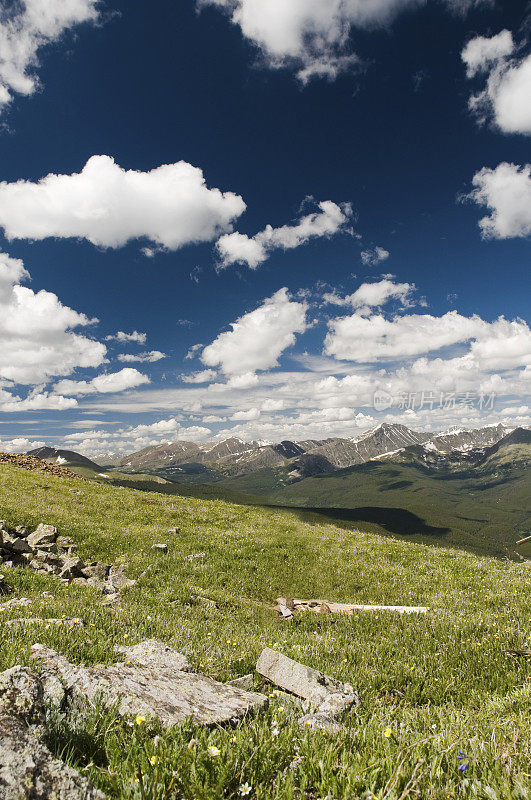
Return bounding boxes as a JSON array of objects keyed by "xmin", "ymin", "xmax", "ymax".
[
  {"xmin": 298, "ymin": 713, "xmax": 345, "ymax": 733},
  {"xmin": 108, "ymin": 567, "xmax": 135, "ymax": 591},
  {"xmin": 186, "ymin": 552, "xmax": 206, "ymax": 562},
  {"xmin": 32, "ymin": 643, "xmax": 268, "ymax": 727},
  {"xmin": 0, "ymin": 666, "xmax": 45, "ymax": 724},
  {"xmin": 227, "ymin": 674, "xmax": 254, "ymax": 690},
  {"xmin": 10, "ymin": 537, "xmax": 34, "ymax": 554},
  {"xmin": 56, "ymin": 536, "xmax": 74, "ymax": 549},
  {"xmin": 115, "ymin": 639, "xmax": 195, "ymax": 673},
  {"xmin": 26, "ymin": 524, "xmax": 58, "ymax": 550},
  {"xmin": 151, "ymin": 543, "xmax": 168, "ymax": 553},
  {"xmin": 81, "ymin": 563, "xmax": 110, "ymax": 580},
  {"xmin": 101, "ymin": 593, "xmax": 120, "ymax": 605},
  {"xmin": 0, "ymin": 574, "xmax": 13, "ymax": 596},
  {"xmin": 35, "ymin": 542, "xmax": 58, "ymax": 554},
  {"xmin": 168, "ymin": 527, "xmax": 180, "ymax": 534},
  {"xmin": 14, "ymin": 525, "xmax": 30, "ymax": 538},
  {"xmin": 0, "ymin": 714, "xmax": 104, "ymax": 799},
  {"xmin": 256, "ymin": 648, "xmax": 359, "ymax": 730},
  {"xmin": 0, "ymin": 597, "xmax": 32, "ymax": 609},
  {"xmin": 58, "ymin": 557, "xmax": 85, "ymax": 580}
]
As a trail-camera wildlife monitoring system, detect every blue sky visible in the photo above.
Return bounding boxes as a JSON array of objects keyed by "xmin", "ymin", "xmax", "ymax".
[{"xmin": 0, "ymin": 0, "xmax": 529, "ymax": 457}]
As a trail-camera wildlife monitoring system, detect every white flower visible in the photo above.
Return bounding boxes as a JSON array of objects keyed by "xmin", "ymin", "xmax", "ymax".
[{"xmin": 239, "ymin": 783, "xmax": 252, "ymax": 796}]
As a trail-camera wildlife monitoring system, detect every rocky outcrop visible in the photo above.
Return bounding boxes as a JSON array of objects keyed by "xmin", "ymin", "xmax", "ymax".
[
  {"xmin": 0, "ymin": 521, "xmax": 132, "ymax": 597},
  {"xmin": 0, "ymin": 452, "xmax": 83, "ymax": 480},
  {"xmin": 0, "ymin": 665, "xmax": 104, "ymax": 800},
  {"xmin": 31, "ymin": 641, "xmax": 268, "ymax": 726}
]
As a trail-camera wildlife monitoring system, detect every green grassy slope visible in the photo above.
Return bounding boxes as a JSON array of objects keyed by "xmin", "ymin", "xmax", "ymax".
[
  {"xmin": 262, "ymin": 444, "xmax": 530, "ymax": 558},
  {"xmin": 0, "ymin": 462, "xmax": 530, "ymax": 799}
]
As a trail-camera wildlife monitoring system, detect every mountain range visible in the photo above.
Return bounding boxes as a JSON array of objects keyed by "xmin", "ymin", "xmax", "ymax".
[
  {"xmin": 116, "ymin": 422, "xmax": 512, "ymax": 481},
  {"xmin": 27, "ymin": 423, "xmax": 529, "ymax": 558}
]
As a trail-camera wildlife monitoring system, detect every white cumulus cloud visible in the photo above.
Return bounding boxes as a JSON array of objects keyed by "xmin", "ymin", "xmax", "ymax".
[
  {"xmin": 467, "ymin": 162, "xmax": 531, "ymax": 239},
  {"xmin": 54, "ymin": 368, "xmax": 149, "ymax": 396},
  {"xmin": 463, "ymin": 30, "xmax": 531, "ymax": 135},
  {"xmin": 0, "ymin": 0, "xmax": 100, "ymax": 112},
  {"xmin": 216, "ymin": 200, "xmax": 352, "ymax": 268},
  {"xmin": 324, "ymin": 279, "xmax": 415, "ymax": 310},
  {"xmin": 0, "ymin": 155, "xmax": 246, "ymax": 250},
  {"xmin": 199, "ymin": 0, "xmax": 490, "ymax": 82},
  {"xmin": 0, "ymin": 251, "xmax": 105, "ymax": 385},
  {"xmin": 201, "ymin": 287, "xmax": 308, "ymax": 376}
]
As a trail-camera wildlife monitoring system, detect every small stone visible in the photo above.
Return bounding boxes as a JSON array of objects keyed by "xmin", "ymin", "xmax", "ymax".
[
  {"xmin": 9, "ymin": 537, "xmax": 33, "ymax": 554},
  {"xmin": 151, "ymin": 543, "xmax": 168, "ymax": 553},
  {"xmin": 81, "ymin": 563, "xmax": 110, "ymax": 580},
  {"xmin": 298, "ymin": 713, "xmax": 345, "ymax": 734},
  {"xmin": 108, "ymin": 567, "xmax": 135, "ymax": 591},
  {"xmin": 70, "ymin": 577, "xmax": 89, "ymax": 587},
  {"xmin": 58, "ymin": 556, "xmax": 85, "ymax": 580},
  {"xmin": 168, "ymin": 527, "xmax": 180, "ymax": 534},
  {"xmin": 0, "ymin": 574, "xmax": 13, "ymax": 596},
  {"xmin": 101, "ymin": 593, "xmax": 121, "ymax": 605},
  {"xmin": 0, "ymin": 597, "xmax": 32, "ymax": 609},
  {"xmin": 14, "ymin": 525, "xmax": 30, "ymax": 538},
  {"xmin": 85, "ymin": 577, "xmax": 108, "ymax": 593},
  {"xmin": 26, "ymin": 524, "xmax": 58, "ymax": 549},
  {"xmin": 186, "ymin": 552, "xmax": 206, "ymax": 562},
  {"xmin": 56, "ymin": 536, "xmax": 74, "ymax": 549}
]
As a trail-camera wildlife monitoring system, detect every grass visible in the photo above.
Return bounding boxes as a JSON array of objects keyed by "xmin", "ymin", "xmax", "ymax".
[{"xmin": 0, "ymin": 462, "xmax": 530, "ymax": 799}]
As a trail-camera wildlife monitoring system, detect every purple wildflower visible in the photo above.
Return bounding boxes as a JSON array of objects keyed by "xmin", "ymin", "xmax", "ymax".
[{"xmin": 458, "ymin": 764, "xmax": 468, "ymax": 772}]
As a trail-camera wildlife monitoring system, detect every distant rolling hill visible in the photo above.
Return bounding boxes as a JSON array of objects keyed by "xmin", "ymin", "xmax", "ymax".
[{"xmin": 28, "ymin": 446, "xmax": 103, "ymax": 474}]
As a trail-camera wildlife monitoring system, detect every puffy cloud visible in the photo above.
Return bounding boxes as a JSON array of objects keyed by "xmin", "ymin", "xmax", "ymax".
[
  {"xmin": 54, "ymin": 368, "xmax": 149, "ymax": 396},
  {"xmin": 324, "ymin": 279, "xmax": 415, "ymax": 310},
  {"xmin": 230, "ymin": 407, "xmax": 260, "ymax": 420},
  {"xmin": 216, "ymin": 201, "xmax": 352, "ymax": 268},
  {"xmin": 0, "ymin": 155, "xmax": 246, "ymax": 250},
  {"xmin": 199, "ymin": 0, "xmax": 489, "ymax": 82},
  {"xmin": 118, "ymin": 351, "xmax": 166, "ymax": 363},
  {"xmin": 106, "ymin": 330, "xmax": 147, "ymax": 344},
  {"xmin": 463, "ymin": 31, "xmax": 531, "ymax": 135},
  {"xmin": 181, "ymin": 369, "xmax": 218, "ymax": 383},
  {"xmin": 201, "ymin": 288, "xmax": 308, "ymax": 376},
  {"xmin": 461, "ymin": 30, "xmax": 514, "ymax": 78},
  {"xmin": 0, "ymin": 0, "xmax": 99, "ymax": 112},
  {"xmin": 467, "ymin": 162, "xmax": 531, "ymax": 239},
  {"xmin": 0, "ymin": 252, "xmax": 105, "ymax": 385},
  {"xmin": 360, "ymin": 246, "xmax": 389, "ymax": 266},
  {"xmin": 0, "ymin": 390, "xmax": 78, "ymax": 412},
  {"xmin": 325, "ymin": 298, "xmax": 531, "ymax": 372},
  {"xmin": 325, "ymin": 310, "xmax": 482, "ymax": 362},
  {"xmin": 0, "ymin": 437, "xmax": 45, "ymax": 454}
]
